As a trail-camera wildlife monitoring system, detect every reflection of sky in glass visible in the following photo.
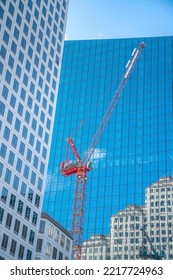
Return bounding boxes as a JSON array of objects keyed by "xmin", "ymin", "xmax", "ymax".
[{"xmin": 43, "ymin": 36, "xmax": 173, "ymax": 240}]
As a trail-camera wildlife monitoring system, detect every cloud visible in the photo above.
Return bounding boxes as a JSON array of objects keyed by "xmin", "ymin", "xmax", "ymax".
[
  {"xmin": 89, "ymin": 148, "xmax": 107, "ymax": 160},
  {"xmin": 65, "ymin": 33, "xmax": 69, "ymax": 40}
]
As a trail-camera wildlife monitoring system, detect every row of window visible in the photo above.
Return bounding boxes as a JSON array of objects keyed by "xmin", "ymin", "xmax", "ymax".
[
  {"xmin": 1, "ymin": 185, "xmax": 40, "ymax": 209},
  {"xmin": 0, "ymin": 192, "xmax": 39, "ymax": 227},
  {"xmin": 2, "ymin": 28, "xmax": 60, "ymax": 85},
  {"xmin": 0, "ymin": 159, "xmax": 43, "ymax": 192},
  {"xmin": 1, "ymin": 233, "xmax": 32, "ymax": 259},
  {"xmin": 39, "ymin": 220, "xmax": 71, "ymax": 252},
  {"xmin": 0, "ymin": 144, "xmax": 45, "ymax": 178},
  {"xmin": 36, "ymin": 239, "xmax": 69, "ymax": 260},
  {"xmin": 1, "ymin": 71, "xmax": 54, "ymax": 119},
  {"xmin": 1, "ymin": 105, "xmax": 51, "ymax": 140},
  {"xmin": 1, "ymin": 40, "xmax": 57, "ymax": 92}
]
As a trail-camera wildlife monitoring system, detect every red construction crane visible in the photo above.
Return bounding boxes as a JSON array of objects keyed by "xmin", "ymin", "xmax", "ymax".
[{"xmin": 60, "ymin": 42, "xmax": 145, "ymax": 260}]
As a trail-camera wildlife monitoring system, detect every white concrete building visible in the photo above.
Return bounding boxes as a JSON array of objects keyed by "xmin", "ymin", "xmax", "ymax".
[
  {"xmin": 35, "ymin": 213, "xmax": 72, "ymax": 260},
  {"xmin": 110, "ymin": 205, "xmax": 146, "ymax": 260},
  {"xmin": 81, "ymin": 234, "xmax": 110, "ymax": 260},
  {"xmin": 0, "ymin": 0, "xmax": 69, "ymax": 259},
  {"xmin": 145, "ymin": 176, "xmax": 173, "ymax": 259}
]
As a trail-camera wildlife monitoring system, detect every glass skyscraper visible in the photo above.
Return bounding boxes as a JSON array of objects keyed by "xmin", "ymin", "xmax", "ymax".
[
  {"xmin": 43, "ymin": 36, "xmax": 173, "ymax": 259},
  {"xmin": 0, "ymin": 0, "xmax": 69, "ymax": 259}
]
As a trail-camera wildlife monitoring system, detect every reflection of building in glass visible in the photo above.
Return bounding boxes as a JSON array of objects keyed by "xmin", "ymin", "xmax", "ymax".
[
  {"xmin": 43, "ymin": 36, "xmax": 173, "ymax": 259},
  {"xmin": 36, "ymin": 213, "xmax": 72, "ymax": 260},
  {"xmin": 81, "ymin": 176, "xmax": 173, "ymax": 260},
  {"xmin": 110, "ymin": 205, "xmax": 146, "ymax": 260},
  {"xmin": 0, "ymin": 0, "xmax": 69, "ymax": 259},
  {"xmin": 81, "ymin": 234, "xmax": 110, "ymax": 260},
  {"xmin": 145, "ymin": 176, "xmax": 173, "ymax": 259}
]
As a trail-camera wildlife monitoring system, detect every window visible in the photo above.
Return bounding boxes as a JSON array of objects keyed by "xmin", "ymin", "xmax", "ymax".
[
  {"xmin": 18, "ymin": 245, "xmax": 25, "ymax": 259},
  {"xmin": 10, "ymin": 94, "xmax": 16, "ymax": 108},
  {"xmin": 26, "ymin": 250, "xmax": 32, "ymax": 260},
  {"xmin": 19, "ymin": 141, "xmax": 25, "ymax": 155},
  {"xmin": 16, "ymin": 158, "xmax": 22, "ymax": 172},
  {"xmin": 39, "ymin": 221, "xmax": 45, "ymax": 233},
  {"xmin": 0, "ymin": 207, "xmax": 4, "ymax": 223},
  {"xmin": 33, "ymin": 155, "xmax": 39, "ymax": 169},
  {"xmin": 27, "ymin": 149, "xmax": 32, "ymax": 162},
  {"xmin": 0, "ymin": 143, "xmax": 7, "ymax": 159},
  {"xmin": 8, "ymin": 54, "xmax": 15, "ymax": 68},
  {"xmin": 0, "ymin": 101, "xmax": 5, "ymax": 116},
  {"xmin": 28, "ymin": 188, "xmax": 34, "ymax": 202},
  {"xmin": 46, "ymin": 242, "xmax": 51, "ymax": 257},
  {"xmin": 11, "ymin": 134, "xmax": 18, "ymax": 148},
  {"xmin": 22, "ymin": 126, "xmax": 28, "ymax": 139},
  {"xmin": 54, "ymin": 229, "xmax": 59, "ymax": 242},
  {"xmin": 35, "ymin": 194, "xmax": 40, "ymax": 208},
  {"xmin": 29, "ymin": 230, "xmax": 35, "ymax": 245},
  {"xmin": 66, "ymin": 239, "xmax": 70, "ymax": 252},
  {"xmin": 32, "ymin": 212, "xmax": 38, "ymax": 226},
  {"xmin": 48, "ymin": 225, "xmax": 53, "ymax": 237},
  {"xmin": 15, "ymin": 118, "xmax": 21, "ymax": 132},
  {"xmin": 7, "ymin": 110, "xmax": 13, "ymax": 124},
  {"xmin": 1, "ymin": 187, "xmax": 8, "ymax": 203},
  {"xmin": 1, "ymin": 44, "xmax": 7, "ymax": 60},
  {"xmin": 6, "ymin": 16, "xmax": 12, "ymax": 30},
  {"xmin": 5, "ymin": 168, "xmax": 12, "ymax": 184},
  {"xmin": 10, "ymin": 240, "xmax": 17, "ymax": 256},
  {"xmin": 23, "ymin": 164, "xmax": 29, "ymax": 179},
  {"xmin": 25, "ymin": 206, "xmax": 31, "ymax": 220},
  {"xmin": 9, "ymin": 194, "xmax": 16, "ymax": 209},
  {"xmin": 52, "ymin": 247, "xmax": 57, "ymax": 260},
  {"xmin": 8, "ymin": 2, "xmax": 14, "ymax": 16},
  {"xmin": 36, "ymin": 239, "xmax": 43, "ymax": 252},
  {"xmin": 14, "ymin": 27, "xmax": 19, "ymax": 40},
  {"xmin": 59, "ymin": 251, "xmax": 63, "ymax": 260},
  {"xmin": 22, "ymin": 225, "xmax": 28, "ymax": 240},
  {"xmin": 17, "ymin": 200, "xmax": 24, "ymax": 215},
  {"xmin": 19, "ymin": 0, "xmax": 24, "ymax": 13},
  {"xmin": 4, "ymin": 126, "xmax": 10, "ymax": 141},
  {"xmin": 1, "ymin": 234, "xmax": 9, "ymax": 251},
  {"xmin": 36, "ymin": 140, "xmax": 41, "ymax": 153},
  {"xmin": 16, "ymin": 13, "xmax": 22, "ymax": 27},
  {"xmin": 13, "ymin": 79, "xmax": 19, "ymax": 94},
  {"xmin": 37, "ymin": 178, "xmax": 43, "ymax": 191},
  {"xmin": 10, "ymin": 41, "xmax": 17, "ymax": 56},
  {"xmin": 0, "ymin": 162, "xmax": 3, "ymax": 178},
  {"xmin": 2, "ymin": 85, "xmax": 9, "ymax": 100},
  {"xmin": 60, "ymin": 234, "xmax": 65, "ymax": 247},
  {"xmin": 20, "ymin": 182, "xmax": 27, "ymax": 197},
  {"xmin": 3, "ymin": 30, "xmax": 9, "ymax": 45},
  {"xmin": 14, "ymin": 219, "xmax": 20, "ymax": 234}
]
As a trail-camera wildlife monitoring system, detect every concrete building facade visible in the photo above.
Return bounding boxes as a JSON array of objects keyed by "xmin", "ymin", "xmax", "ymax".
[
  {"xmin": 0, "ymin": 0, "xmax": 69, "ymax": 259},
  {"xmin": 35, "ymin": 213, "xmax": 72, "ymax": 260}
]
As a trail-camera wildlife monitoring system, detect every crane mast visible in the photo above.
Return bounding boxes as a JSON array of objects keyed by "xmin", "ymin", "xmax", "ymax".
[
  {"xmin": 139, "ymin": 227, "xmax": 163, "ymax": 260},
  {"xmin": 60, "ymin": 42, "xmax": 145, "ymax": 260}
]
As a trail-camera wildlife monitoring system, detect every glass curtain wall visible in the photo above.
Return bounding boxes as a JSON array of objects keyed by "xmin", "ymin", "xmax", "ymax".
[{"xmin": 43, "ymin": 36, "xmax": 173, "ymax": 260}]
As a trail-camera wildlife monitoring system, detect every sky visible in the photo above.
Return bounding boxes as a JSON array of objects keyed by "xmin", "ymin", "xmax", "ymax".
[{"xmin": 66, "ymin": 0, "xmax": 173, "ymax": 40}]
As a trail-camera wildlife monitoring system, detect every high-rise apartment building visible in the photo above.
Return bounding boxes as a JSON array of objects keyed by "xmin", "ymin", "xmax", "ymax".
[
  {"xmin": 43, "ymin": 36, "xmax": 173, "ymax": 259},
  {"xmin": 0, "ymin": 0, "xmax": 69, "ymax": 259}
]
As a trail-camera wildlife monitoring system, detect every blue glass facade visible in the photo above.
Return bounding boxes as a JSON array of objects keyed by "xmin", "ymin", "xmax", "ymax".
[{"xmin": 43, "ymin": 36, "xmax": 173, "ymax": 259}]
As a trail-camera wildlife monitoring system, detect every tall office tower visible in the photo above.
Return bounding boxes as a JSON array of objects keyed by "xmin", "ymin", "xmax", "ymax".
[
  {"xmin": 0, "ymin": 0, "xmax": 69, "ymax": 259},
  {"xmin": 43, "ymin": 36, "xmax": 173, "ymax": 259}
]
